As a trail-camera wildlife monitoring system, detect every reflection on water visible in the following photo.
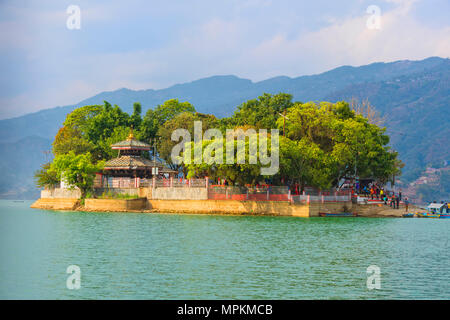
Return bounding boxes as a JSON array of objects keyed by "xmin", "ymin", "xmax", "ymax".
[{"xmin": 0, "ymin": 200, "xmax": 448, "ymax": 299}]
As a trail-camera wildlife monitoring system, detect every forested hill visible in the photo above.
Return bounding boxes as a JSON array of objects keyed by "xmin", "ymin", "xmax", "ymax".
[
  {"xmin": 325, "ymin": 60, "xmax": 450, "ymax": 184},
  {"xmin": 0, "ymin": 56, "xmax": 448, "ymax": 198}
]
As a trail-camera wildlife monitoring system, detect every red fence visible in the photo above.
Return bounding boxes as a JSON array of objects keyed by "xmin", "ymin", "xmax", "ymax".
[{"xmin": 208, "ymin": 186, "xmax": 351, "ymax": 202}]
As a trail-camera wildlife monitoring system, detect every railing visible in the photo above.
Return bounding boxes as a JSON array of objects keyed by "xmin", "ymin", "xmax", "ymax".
[
  {"xmin": 207, "ymin": 186, "xmax": 351, "ymax": 202},
  {"xmin": 94, "ymin": 176, "xmax": 352, "ymax": 203},
  {"xmin": 97, "ymin": 177, "xmax": 207, "ymax": 188},
  {"xmin": 208, "ymin": 186, "xmax": 290, "ymax": 201},
  {"xmin": 154, "ymin": 178, "xmax": 207, "ymax": 188},
  {"xmin": 290, "ymin": 193, "xmax": 351, "ymax": 203}
]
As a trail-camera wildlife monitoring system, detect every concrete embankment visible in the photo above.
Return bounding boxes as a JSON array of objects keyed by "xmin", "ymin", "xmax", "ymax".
[
  {"xmin": 30, "ymin": 198, "xmax": 81, "ymax": 210},
  {"xmin": 84, "ymin": 198, "xmax": 148, "ymax": 211},
  {"xmin": 146, "ymin": 199, "xmax": 312, "ymax": 216},
  {"xmin": 31, "ymin": 188, "xmax": 420, "ymax": 217},
  {"xmin": 31, "ymin": 197, "xmax": 355, "ymax": 217}
]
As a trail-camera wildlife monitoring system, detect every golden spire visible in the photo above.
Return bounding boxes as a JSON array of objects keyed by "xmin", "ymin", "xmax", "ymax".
[{"xmin": 127, "ymin": 125, "xmax": 134, "ymax": 141}]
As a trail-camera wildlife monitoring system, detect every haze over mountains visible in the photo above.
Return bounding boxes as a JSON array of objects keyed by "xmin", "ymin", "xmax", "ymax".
[{"xmin": 0, "ymin": 57, "xmax": 449, "ymax": 199}]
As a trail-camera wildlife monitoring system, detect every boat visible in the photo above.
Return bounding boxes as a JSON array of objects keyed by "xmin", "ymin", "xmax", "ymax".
[
  {"xmin": 319, "ymin": 212, "xmax": 356, "ymax": 217},
  {"xmin": 402, "ymin": 213, "xmax": 415, "ymax": 218},
  {"xmin": 435, "ymin": 203, "xmax": 450, "ymax": 219},
  {"xmin": 417, "ymin": 212, "xmax": 440, "ymax": 218},
  {"xmin": 417, "ymin": 202, "xmax": 450, "ymax": 219}
]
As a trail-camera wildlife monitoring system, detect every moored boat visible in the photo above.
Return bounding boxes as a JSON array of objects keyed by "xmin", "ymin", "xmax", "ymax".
[
  {"xmin": 418, "ymin": 202, "xmax": 450, "ymax": 219},
  {"xmin": 319, "ymin": 212, "xmax": 356, "ymax": 217},
  {"xmin": 416, "ymin": 212, "xmax": 440, "ymax": 218},
  {"xmin": 402, "ymin": 213, "xmax": 415, "ymax": 218}
]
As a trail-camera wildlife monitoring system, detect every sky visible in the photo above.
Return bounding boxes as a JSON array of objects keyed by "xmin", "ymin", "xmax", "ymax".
[{"xmin": 0, "ymin": 0, "xmax": 449, "ymax": 119}]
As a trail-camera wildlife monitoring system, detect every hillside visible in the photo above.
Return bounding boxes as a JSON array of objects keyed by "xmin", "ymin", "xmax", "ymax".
[
  {"xmin": 0, "ymin": 136, "xmax": 51, "ymax": 199},
  {"xmin": 325, "ymin": 61, "xmax": 450, "ymax": 184},
  {"xmin": 0, "ymin": 56, "xmax": 448, "ymax": 199}
]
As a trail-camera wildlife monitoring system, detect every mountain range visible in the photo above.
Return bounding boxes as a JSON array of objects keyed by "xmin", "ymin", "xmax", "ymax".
[{"xmin": 1, "ymin": 56, "xmax": 448, "ymax": 199}]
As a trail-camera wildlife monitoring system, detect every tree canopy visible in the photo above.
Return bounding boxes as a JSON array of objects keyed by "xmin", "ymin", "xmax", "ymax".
[
  {"xmin": 50, "ymin": 152, "xmax": 104, "ymax": 199},
  {"xmin": 36, "ymin": 93, "xmax": 402, "ymax": 195}
]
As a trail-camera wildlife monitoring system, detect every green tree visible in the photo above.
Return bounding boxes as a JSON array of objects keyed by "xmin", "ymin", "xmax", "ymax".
[
  {"xmin": 63, "ymin": 104, "xmax": 103, "ymax": 132},
  {"xmin": 130, "ymin": 102, "xmax": 142, "ymax": 128},
  {"xmin": 153, "ymin": 99, "xmax": 196, "ymax": 125},
  {"xmin": 140, "ymin": 108, "xmax": 159, "ymax": 144},
  {"xmin": 52, "ymin": 104, "xmax": 102, "ymax": 156},
  {"xmin": 279, "ymin": 101, "xmax": 399, "ymax": 187},
  {"xmin": 184, "ymin": 132, "xmax": 274, "ymax": 186},
  {"xmin": 278, "ymin": 137, "xmax": 332, "ymax": 191},
  {"xmin": 157, "ymin": 112, "xmax": 219, "ymax": 172},
  {"xmin": 34, "ymin": 162, "xmax": 59, "ymax": 189},
  {"xmin": 230, "ymin": 93, "xmax": 294, "ymax": 129},
  {"xmin": 51, "ymin": 152, "xmax": 104, "ymax": 199},
  {"xmin": 84, "ymin": 102, "xmax": 131, "ymax": 159}
]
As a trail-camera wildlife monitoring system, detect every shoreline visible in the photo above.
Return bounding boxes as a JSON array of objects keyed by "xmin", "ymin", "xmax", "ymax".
[{"xmin": 30, "ymin": 197, "xmax": 422, "ymax": 218}]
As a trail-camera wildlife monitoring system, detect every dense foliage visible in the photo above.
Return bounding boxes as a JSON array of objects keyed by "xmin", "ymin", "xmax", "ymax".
[
  {"xmin": 185, "ymin": 96, "xmax": 401, "ymax": 190},
  {"xmin": 36, "ymin": 93, "xmax": 401, "ymax": 196},
  {"xmin": 51, "ymin": 152, "xmax": 105, "ymax": 199}
]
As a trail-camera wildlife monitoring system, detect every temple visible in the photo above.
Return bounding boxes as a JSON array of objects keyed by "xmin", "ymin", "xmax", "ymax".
[{"xmin": 98, "ymin": 128, "xmax": 177, "ymax": 188}]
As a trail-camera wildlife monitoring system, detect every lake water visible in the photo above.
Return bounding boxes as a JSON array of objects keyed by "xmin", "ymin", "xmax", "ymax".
[{"xmin": 0, "ymin": 200, "xmax": 448, "ymax": 299}]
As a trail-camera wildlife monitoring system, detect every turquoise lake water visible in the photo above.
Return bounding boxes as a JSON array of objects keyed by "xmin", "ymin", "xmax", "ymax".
[{"xmin": 0, "ymin": 200, "xmax": 448, "ymax": 299}]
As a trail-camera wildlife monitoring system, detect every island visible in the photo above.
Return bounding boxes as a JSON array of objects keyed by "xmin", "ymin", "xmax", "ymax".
[{"xmin": 31, "ymin": 94, "xmax": 415, "ymax": 217}]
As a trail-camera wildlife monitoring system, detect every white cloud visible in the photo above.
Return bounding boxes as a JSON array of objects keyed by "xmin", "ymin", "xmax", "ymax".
[
  {"xmin": 231, "ymin": 0, "xmax": 450, "ymax": 76},
  {"xmin": 0, "ymin": 0, "xmax": 449, "ymax": 118}
]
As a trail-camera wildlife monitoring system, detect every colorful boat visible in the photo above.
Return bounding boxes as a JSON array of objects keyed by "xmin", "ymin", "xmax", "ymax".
[
  {"xmin": 402, "ymin": 213, "xmax": 415, "ymax": 218},
  {"xmin": 416, "ymin": 212, "xmax": 440, "ymax": 218},
  {"xmin": 416, "ymin": 202, "xmax": 450, "ymax": 218},
  {"xmin": 319, "ymin": 212, "xmax": 356, "ymax": 217}
]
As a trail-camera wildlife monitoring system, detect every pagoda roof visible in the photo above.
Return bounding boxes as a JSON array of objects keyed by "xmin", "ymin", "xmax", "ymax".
[
  {"xmin": 111, "ymin": 138, "xmax": 151, "ymax": 150},
  {"xmin": 104, "ymin": 156, "xmax": 177, "ymax": 173},
  {"xmin": 111, "ymin": 127, "xmax": 151, "ymax": 150}
]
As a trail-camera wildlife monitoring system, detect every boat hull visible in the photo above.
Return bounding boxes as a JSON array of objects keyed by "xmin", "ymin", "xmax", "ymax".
[
  {"xmin": 402, "ymin": 213, "xmax": 414, "ymax": 218},
  {"xmin": 417, "ymin": 212, "xmax": 440, "ymax": 218},
  {"xmin": 319, "ymin": 212, "xmax": 356, "ymax": 217}
]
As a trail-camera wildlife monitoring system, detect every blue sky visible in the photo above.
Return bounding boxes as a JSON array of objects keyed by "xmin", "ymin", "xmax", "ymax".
[{"xmin": 0, "ymin": 0, "xmax": 449, "ymax": 119}]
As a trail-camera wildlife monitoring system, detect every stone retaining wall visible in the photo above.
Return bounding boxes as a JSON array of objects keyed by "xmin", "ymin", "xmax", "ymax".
[
  {"xmin": 148, "ymin": 199, "xmax": 310, "ymax": 216},
  {"xmin": 309, "ymin": 201, "xmax": 353, "ymax": 217},
  {"xmin": 31, "ymin": 196, "xmax": 354, "ymax": 217},
  {"xmin": 84, "ymin": 198, "xmax": 148, "ymax": 211},
  {"xmin": 31, "ymin": 198, "xmax": 80, "ymax": 210}
]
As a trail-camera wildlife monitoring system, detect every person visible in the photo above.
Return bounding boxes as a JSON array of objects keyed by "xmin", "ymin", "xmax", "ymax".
[
  {"xmin": 399, "ymin": 190, "xmax": 402, "ymax": 201},
  {"xmin": 390, "ymin": 195, "xmax": 395, "ymax": 208},
  {"xmin": 370, "ymin": 187, "xmax": 374, "ymax": 200},
  {"xmin": 383, "ymin": 194, "xmax": 388, "ymax": 205},
  {"xmin": 404, "ymin": 197, "xmax": 409, "ymax": 212},
  {"xmin": 396, "ymin": 195, "xmax": 400, "ymax": 209},
  {"xmin": 380, "ymin": 189, "xmax": 384, "ymax": 199}
]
